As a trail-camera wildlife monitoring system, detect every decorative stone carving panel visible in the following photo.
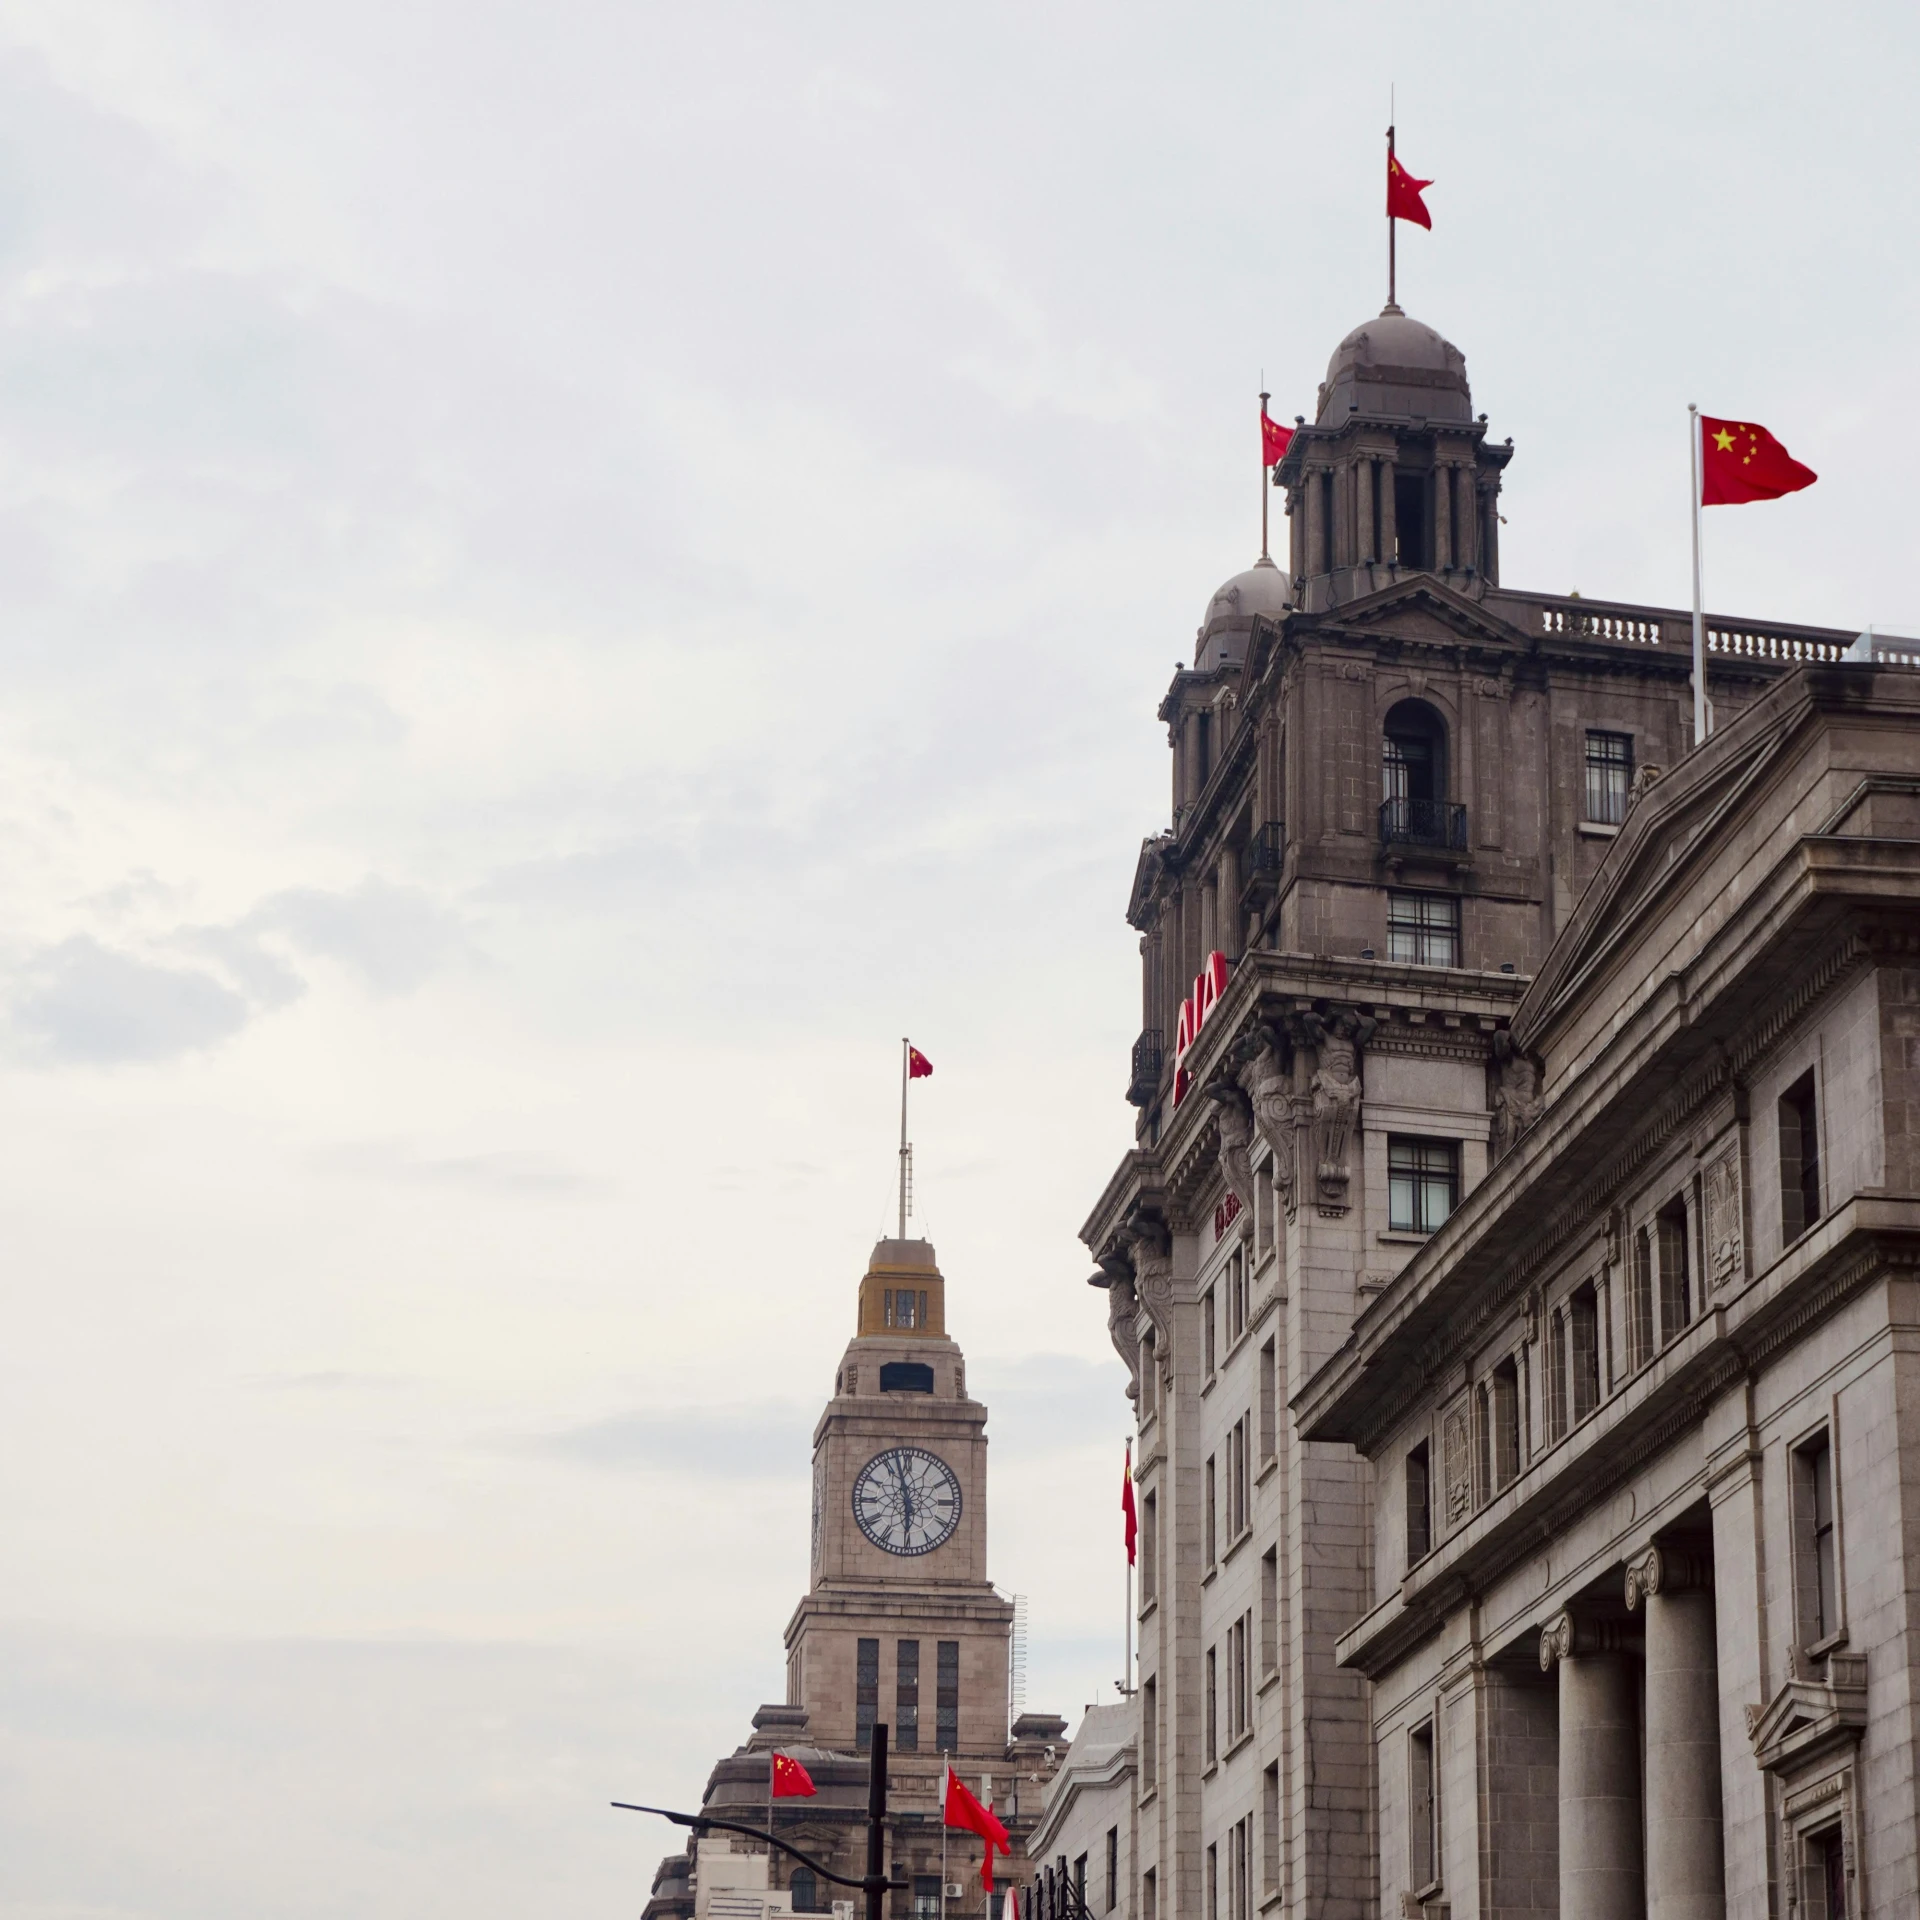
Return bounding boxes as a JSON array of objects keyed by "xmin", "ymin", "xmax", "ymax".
[
  {"xmin": 1703, "ymin": 1144, "xmax": 1745, "ymax": 1293},
  {"xmin": 1441, "ymin": 1395, "xmax": 1472, "ymax": 1528}
]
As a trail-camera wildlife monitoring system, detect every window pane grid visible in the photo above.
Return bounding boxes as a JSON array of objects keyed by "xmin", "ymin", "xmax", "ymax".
[
  {"xmin": 1585, "ymin": 730, "xmax": 1633, "ymax": 824},
  {"xmin": 1388, "ymin": 891, "xmax": 1461, "ymax": 967},
  {"xmin": 1388, "ymin": 1137, "xmax": 1459, "ymax": 1233}
]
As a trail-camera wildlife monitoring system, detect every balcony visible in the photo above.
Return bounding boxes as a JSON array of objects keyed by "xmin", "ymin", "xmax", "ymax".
[
  {"xmin": 1380, "ymin": 796, "xmax": 1468, "ymax": 851},
  {"xmin": 1127, "ymin": 1030, "xmax": 1164, "ymax": 1107}
]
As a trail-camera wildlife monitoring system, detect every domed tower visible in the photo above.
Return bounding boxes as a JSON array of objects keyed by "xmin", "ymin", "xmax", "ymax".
[{"xmin": 1274, "ymin": 306, "xmax": 1513, "ymax": 613}]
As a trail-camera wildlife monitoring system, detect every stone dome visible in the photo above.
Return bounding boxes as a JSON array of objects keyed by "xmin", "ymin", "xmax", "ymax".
[
  {"xmin": 1316, "ymin": 306, "xmax": 1471, "ymax": 426},
  {"xmin": 1201, "ymin": 557, "xmax": 1292, "ymax": 637}
]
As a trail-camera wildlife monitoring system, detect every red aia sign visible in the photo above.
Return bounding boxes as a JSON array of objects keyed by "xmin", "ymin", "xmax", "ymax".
[
  {"xmin": 1172, "ymin": 950, "xmax": 1231, "ymax": 1107},
  {"xmin": 1214, "ymin": 1191, "xmax": 1242, "ymax": 1238}
]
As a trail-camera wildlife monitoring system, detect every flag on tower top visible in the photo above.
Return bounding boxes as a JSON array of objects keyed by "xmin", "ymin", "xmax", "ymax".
[
  {"xmin": 770, "ymin": 1752, "xmax": 816, "ymax": 1798},
  {"xmin": 1387, "ymin": 149, "xmax": 1433, "ymax": 228},
  {"xmin": 943, "ymin": 1764, "xmax": 1010, "ymax": 1891},
  {"xmin": 907, "ymin": 1045, "xmax": 933, "ymax": 1079},
  {"xmin": 1261, "ymin": 399, "xmax": 1293, "ymax": 466},
  {"xmin": 1699, "ymin": 415, "xmax": 1817, "ymax": 506}
]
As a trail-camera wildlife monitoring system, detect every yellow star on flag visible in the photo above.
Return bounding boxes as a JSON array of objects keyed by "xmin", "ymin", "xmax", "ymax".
[{"xmin": 1712, "ymin": 429, "xmax": 1735, "ymax": 452}]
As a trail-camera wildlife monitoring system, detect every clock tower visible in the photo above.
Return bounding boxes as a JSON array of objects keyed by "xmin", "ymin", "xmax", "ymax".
[{"xmin": 785, "ymin": 1237, "xmax": 1014, "ymax": 1761}]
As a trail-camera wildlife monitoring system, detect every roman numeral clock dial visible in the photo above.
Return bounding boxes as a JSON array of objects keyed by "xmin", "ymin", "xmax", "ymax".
[{"xmin": 852, "ymin": 1446, "xmax": 961, "ymax": 1556}]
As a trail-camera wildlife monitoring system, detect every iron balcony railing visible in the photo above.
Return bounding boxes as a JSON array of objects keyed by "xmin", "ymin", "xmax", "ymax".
[
  {"xmin": 1127, "ymin": 1029, "xmax": 1164, "ymax": 1107},
  {"xmin": 1245, "ymin": 819, "xmax": 1285, "ymax": 878},
  {"xmin": 1380, "ymin": 795, "xmax": 1469, "ymax": 851}
]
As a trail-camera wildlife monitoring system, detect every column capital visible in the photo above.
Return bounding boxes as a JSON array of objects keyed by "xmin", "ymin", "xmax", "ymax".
[
  {"xmin": 1624, "ymin": 1543, "xmax": 1714, "ymax": 1611},
  {"xmin": 1538, "ymin": 1608, "xmax": 1639, "ymax": 1670}
]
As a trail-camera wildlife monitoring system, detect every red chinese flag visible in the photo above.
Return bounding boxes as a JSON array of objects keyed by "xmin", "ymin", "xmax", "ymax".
[
  {"xmin": 1260, "ymin": 401, "xmax": 1293, "ymax": 466},
  {"xmin": 1700, "ymin": 415, "xmax": 1817, "ymax": 506},
  {"xmin": 943, "ymin": 1765, "xmax": 1010, "ymax": 1891},
  {"xmin": 770, "ymin": 1752, "xmax": 817, "ymax": 1798},
  {"xmin": 907, "ymin": 1045, "xmax": 933, "ymax": 1079},
  {"xmin": 1387, "ymin": 150, "xmax": 1433, "ymax": 229},
  {"xmin": 1122, "ymin": 1443, "xmax": 1137, "ymax": 1566}
]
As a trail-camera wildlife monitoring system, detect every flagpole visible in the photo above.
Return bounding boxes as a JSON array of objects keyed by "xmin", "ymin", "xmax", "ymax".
[
  {"xmin": 898, "ymin": 1038, "xmax": 910, "ymax": 1240},
  {"xmin": 940, "ymin": 1766, "xmax": 948, "ymax": 1920},
  {"xmin": 1259, "ymin": 389, "xmax": 1272, "ymax": 561},
  {"xmin": 768, "ymin": 1751, "xmax": 776, "ymax": 1861},
  {"xmin": 1689, "ymin": 403, "xmax": 1708, "ymax": 747},
  {"xmin": 1387, "ymin": 122, "xmax": 1396, "ymax": 310},
  {"xmin": 1123, "ymin": 1439, "xmax": 1134, "ymax": 1699}
]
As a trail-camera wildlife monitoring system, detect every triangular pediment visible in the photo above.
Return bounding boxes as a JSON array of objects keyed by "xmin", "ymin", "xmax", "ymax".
[
  {"xmin": 1517, "ymin": 687, "xmax": 1805, "ymax": 1046},
  {"xmin": 1315, "ymin": 577, "xmax": 1534, "ymax": 652}
]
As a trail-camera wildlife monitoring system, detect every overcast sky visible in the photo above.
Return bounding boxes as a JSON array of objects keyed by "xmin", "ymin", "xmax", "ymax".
[{"xmin": 0, "ymin": 3, "xmax": 1915, "ymax": 1916}]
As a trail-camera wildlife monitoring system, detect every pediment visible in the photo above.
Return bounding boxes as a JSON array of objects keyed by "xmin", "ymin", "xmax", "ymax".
[
  {"xmin": 1517, "ymin": 693, "xmax": 1802, "ymax": 1048},
  {"xmin": 1314, "ymin": 577, "xmax": 1533, "ymax": 653},
  {"xmin": 1748, "ymin": 1653, "xmax": 1868, "ymax": 1775}
]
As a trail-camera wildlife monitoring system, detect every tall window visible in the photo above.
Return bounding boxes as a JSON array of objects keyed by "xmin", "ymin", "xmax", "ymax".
[
  {"xmin": 1491, "ymin": 1359, "xmax": 1521, "ymax": 1488},
  {"xmin": 790, "ymin": 1868, "xmax": 821, "ymax": 1913},
  {"xmin": 1585, "ymin": 730, "xmax": 1634, "ymax": 824},
  {"xmin": 1105, "ymin": 1827, "xmax": 1118, "ymax": 1913},
  {"xmin": 1388, "ymin": 891, "xmax": 1461, "ymax": 966},
  {"xmin": 912, "ymin": 1876, "xmax": 941, "ymax": 1919},
  {"xmin": 1205, "ymin": 1456, "xmax": 1218, "ymax": 1566},
  {"xmin": 936, "ymin": 1639, "xmax": 959, "ymax": 1751},
  {"xmin": 1259, "ymin": 1338, "xmax": 1278, "ymax": 1461},
  {"xmin": 1226, "ymin": 1246, "xmax": 1248, "ymax": 1342},
  {"xmin": 1781, "ymin": 1070, "xmax": 1822, "ymax": 1242},
  {"xmin": 884, "ymin": 1288, "xmax": 927, "ymax": 1329},
  {"xmin": 1228, "ymin": 1416, "xmax": 1250, "ymax": 1538},
  {"xmin": 1206, "ymin": 1844, "xmax": 1219, "ymax": 1920},
  {"xmin": 1142, "ymin": 1868, "xmax": 1157, "ymax": 1920},
  {"xmin": 1260, "ymin": 1546, "xmax": 1279, "ymax": 1675},
  {"xmin": 1228, "ymin": 1612, "xmax": 1252, "ymax": 1741},
  {"xmin": 1205, "ymin": 1645, "xmax": 1218, "ymax": 1764},
  {"xmin": 1629, "ymin": 1225, "xmax": 1656, "ymax": 1371},
  {"xmin": 1230, "ymin": 1816, "xmax": 1251, "ymax": 1920},
  {"xmin": 1409, "ymin": 1720, "xmax": 1438, "ymax": 1889},
  {"xmin": 1570, "ymin": 1284, "xmax": 1600, "ymax": 1422},
  {"xmin": 1797, "ymin": 1431, "xmax": 1840, "ymax": 1647},
  {"xmin": 1142, "ymin": 1679, "xmax": 1159, "ymax": 1792},
  {"xmin": 1548, "ymin": 1308, "xmax": 1568, "ymax": 1441},
  {"xmin": 1389, "ymin": 1137, "xmax": 1460, "ymax": 1233},
  {"xmin": 1657, "ymin": 1196, "xmax": 1692, "ymax": 1344},
  {"xmin": 1406, "ymin": 1440, "xmax": 1432, "ymax": 1565},
  {"xmin": 1384, "ymin": 728, "xmax": 1437, "ymax": 806},
  {"xmin": 1262, "ymin": 1763, "xmax": 1282, "ymax": 1897},
  {"xmin": 856, "ymin": 1637, "xmax": 879, "ymax": 1750},
  {"xmin": 1203, "ymin": 1285, "xmax": 1217, "ymax": 1378},
  {"xmin": 1142, "ymin": 1490, "xmax": 1159, "ymax": 1602},
  {"xmin": 895, "ymin": 1640, "xmax": 919, "ymax": 1751}
]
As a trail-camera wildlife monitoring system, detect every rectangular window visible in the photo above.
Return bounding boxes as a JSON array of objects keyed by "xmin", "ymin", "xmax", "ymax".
[
  {"xmin": 912, "ymin": 1876, "xmax": 941, "ymax": 1920},
  {"xmin": 1075, "ymin": 1854, "xmax": 1087, "ymax": 1914},
  {"xmin": 1142, "ymin": 1490, "xmax": 1159, "ymax": 1603},
  {"xmin": 1548, "ymin": 1308, "xmax": 1568, "ymax": 1440},
  {"xmin": 1230, "ymin": 1416, "xmax": 1250, "ymax": 1537},
  {"xmin": 1203, "ymin": 1285, "xmax": 1217, "ymax": 1378},
  {"xmin": 1262, "ymin": 1764, "xmax": 1281, "ymax": 1897},
  {"xmin": 1142, "ymin": 1680, "xmax": 1159, "ymax": 1792},
  {"xmin": 1205, "ymin": 1456, "xmax": 1218, "ymax": 1566},
  {"xmin": 1781, "ymin": 1070, "xmax": 1821, "ymax": 1243},
  {"xmin": 1142, "ymin": 1867, "xmax": 1157, "ymax": 1920},
  {"xmin": 1234, "ymin": 1817, "xmax": 1251, "ymax": 1920},
  {"xmin": 1584, "ymin": 729, "xmax": 1633, "ymax": 824},
  {"xmin": 936, "ymin": 1639, "xmax": 959, "ymax": 1752},
  {"xmin": 1227, "ymin": 1245, "xmax": 1247, "ymax": 1342},
  {"xmin": 1389, "ymin": 1136, "xmax": 1459, "ymax": 1233},
  {"xmin": 856, "ymin": 1636, "xmax": 879, "ymax": 1751},
  {"xmin": 1260, "ymin": 1546, "xmax": 1278, "ymax": 1676},
  {"xmin": 1657, "ymin": 1196, "xmax": 1692, "ymax": 1344},
  {"xmin": 1105, "ymin": 1826, "xmax": 1118, "ymax": 1913},
  {"xmin": 1813, "ymin": 1825, "xmax": 1847, "ymax": 1920},
  {"xmin": 1394, "ymin": 472, "xmax": 1429, "ymax": 570},
  {"xmin": 1206, "ymin": 1844, "xmax": 1219, "ymax": 1920},
  {"xmin": 1630, "ymin": 1225, "xmax": 1656, "ymax": 1371},
  {"xmin": 895, "ymin": 1639, "xmax": 919, "ymax": 1751},
  {"xmin": 1406, "ymin": 1440, "xmax": 1432, "ymax": 1565},
  {"xmin": 1387, "ymin": 890, "xmax": 1461, "ymax": 967},
  {"xmin": 1259, "ymin": 1337, "xmax": 1277, "ymax": 1461},
  {"xmin": 1205, "ymin": 1645, "xmax": 1218, "ymax": 1764},
  {"xmin": 1796, "ymin": 1431, "xmax": 1840, "ymax": 1647},
  {"xmin": 1491, "ymin": 1358, "xmax": 1521, "ymax": 1488},
  {"xmin": 1229, "ymin": 1612, "xmax": 1251, "ymax": 1739},
  {"xmin": 1409, "ymin": 1719, "xmax": 1437, "ymax": 1889},
  {"xmin": 1570, "ymin": 1285, "xmax": 1600, "ymax": 1422}
]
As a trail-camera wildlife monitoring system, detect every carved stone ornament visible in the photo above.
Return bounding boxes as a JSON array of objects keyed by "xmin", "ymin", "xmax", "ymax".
[
  {"xmin": 1124, "ymin": 1226, "xmax": 1177, "ymax": 1385},
  {"xmin": 1207, "ymin": 1082, "xmax": 1257, "ymax": 1231},
  {"xmin": 1236, "ymin": 1025, "xmax": 1301, "ymax": 1220},
  {"xmin": 1092, "ymin": 1265, "xmax": 1142, "ymax": 1404},
  {"xmin": 1441, "ymin": 1396, "xmax": 1472, "ymax": 1526},
  {"xmin": 1298, "ymin": 1009, "xmax": 1374, "ymax": 1210},
  {"xmin": 1624, "ymin": 1543, "xmax": 1713, "ymax": 1611},
  {"xmin": 1488, "ymin": 1032, "xmax": 1546, "ymax": 1162},
  {"xmin": 1538, "ymin": 1610, "xmax": 1637, "ymax": 1672},
  {"xmin": 1703, "ymin": 1145, "xmax": 1745, "ymax": 1293},
  {"xmin": 1538, "ymin": 1610, "xmax": 1576, "ymax": 1672}
]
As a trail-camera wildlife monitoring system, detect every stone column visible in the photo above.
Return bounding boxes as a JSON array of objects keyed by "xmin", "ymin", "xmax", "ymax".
[
  {"xmin": 1356, "ymin": 457, "xmax": 1375, "ymax": 564},
  {"xmin": 1378, "ymin": 453, "xmax": 1398, "ymax": 565},
  {"xmin": 1433, "ymin": 463, "xmax": 1453, "ymax": 570},
  {"xmin": 1540, "ymin": 1612, "xmax": 1643, "ymax": 1920},
  {"xmin": 1626, "ymin": 1547, "xmax": 1724, "ymax": 1920},
  {"xmin": 1303, "ymin": 468, "xmax": 1325, "ymax": 582}
]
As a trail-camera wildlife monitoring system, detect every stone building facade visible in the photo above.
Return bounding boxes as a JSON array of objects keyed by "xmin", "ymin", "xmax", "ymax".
[
  {"xmin": 1077, "ymin": 303, "xmax": 1915, "ymax": 1919},
  {"xmin": 646, "ymin": 1239, "xmax": 1065, "ymax": 1920}
]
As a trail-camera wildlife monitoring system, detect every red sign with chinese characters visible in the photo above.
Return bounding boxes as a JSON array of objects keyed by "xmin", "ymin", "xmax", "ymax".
[{"xmin": 1172, "ymin": 950, "xmax": 1231, "ymax": 1107}]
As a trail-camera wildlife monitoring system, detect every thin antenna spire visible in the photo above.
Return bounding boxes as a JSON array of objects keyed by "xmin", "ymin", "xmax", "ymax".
[{"xmin": 898, "ymin": 1037, "xmax": 910, "ymax": 1239}]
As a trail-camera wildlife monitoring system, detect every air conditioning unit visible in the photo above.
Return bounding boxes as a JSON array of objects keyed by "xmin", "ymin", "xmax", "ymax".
[{"xmin": 945, "ymin": 1886, "xmax": 965, "ymax": 1900}]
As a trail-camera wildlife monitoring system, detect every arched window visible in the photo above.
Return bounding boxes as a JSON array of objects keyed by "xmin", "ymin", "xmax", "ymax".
[
  {"xmin": 790, "ymin": 1868, "xmax": 821, "ymax": 1913},
  {"xmin": 1381, "ymin": 700, "xmax": 1458, "ymax": 849}
]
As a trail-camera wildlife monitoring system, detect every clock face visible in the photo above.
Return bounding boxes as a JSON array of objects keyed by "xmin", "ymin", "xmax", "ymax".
[{"xmin": 852, "ymin": 1446, "xmax": 962, "ymax": 1557}]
